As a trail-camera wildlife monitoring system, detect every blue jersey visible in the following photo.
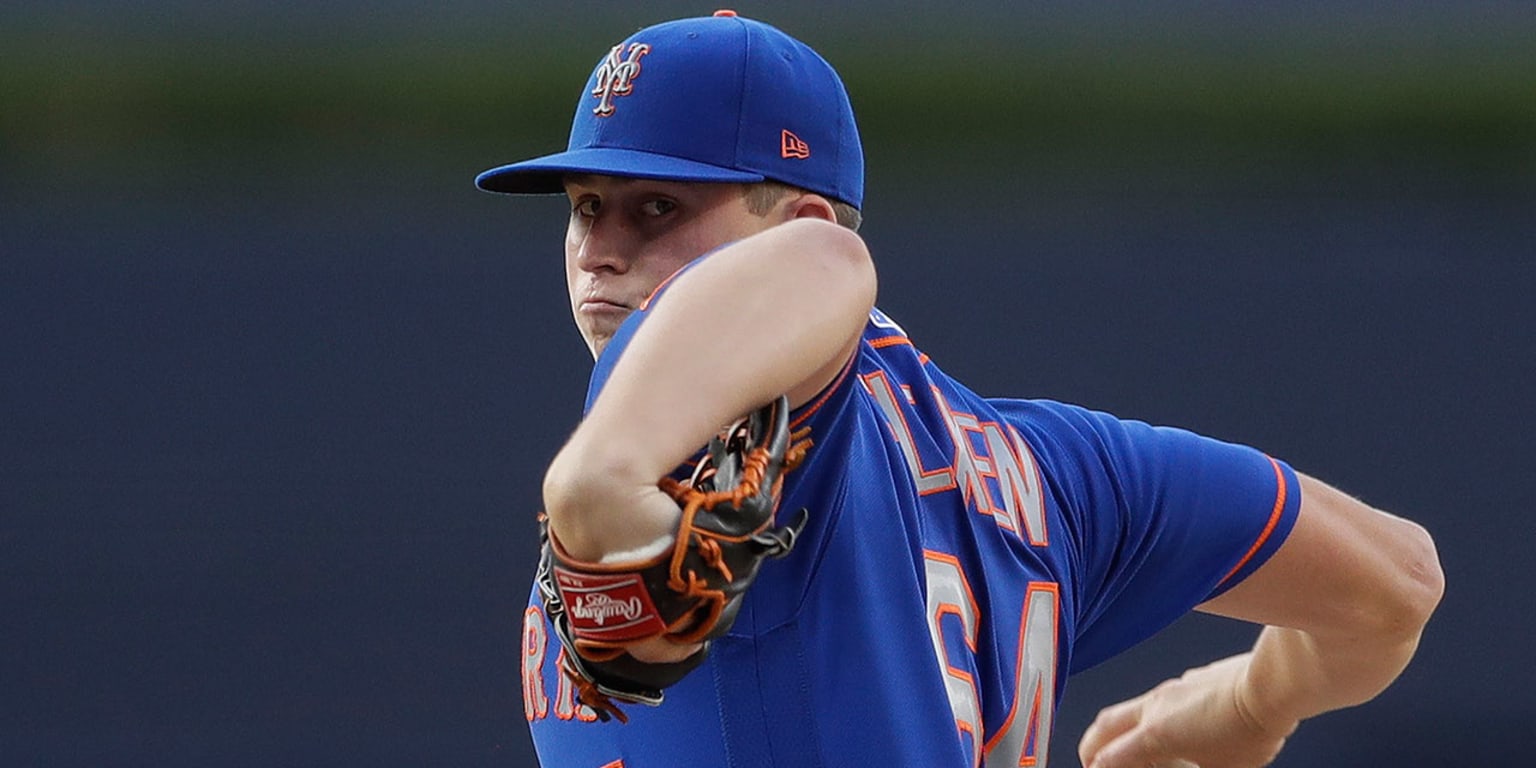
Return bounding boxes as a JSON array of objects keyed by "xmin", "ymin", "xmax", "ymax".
[{"xmin": 521, "ymin": 287, "xmax": 1300, "ymax": 767}]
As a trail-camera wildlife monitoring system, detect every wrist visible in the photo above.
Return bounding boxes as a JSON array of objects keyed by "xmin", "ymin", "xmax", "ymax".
[
  {"xmin": 543, "ymin": 446, "xmax": 682, "ymax": 562},
  {"xmin": 1233, "ymin": 650, "xmax": 1304, "ymax": 740},
  {"xmin": 1222, "ymin": 642, "xmax": 1308, "ymax": 743}
]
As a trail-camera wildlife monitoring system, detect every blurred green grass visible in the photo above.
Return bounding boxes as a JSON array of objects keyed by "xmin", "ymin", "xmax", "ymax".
[{"xmin": 3, "ymin": 25, "xmax": 1532, "ymax": 186}]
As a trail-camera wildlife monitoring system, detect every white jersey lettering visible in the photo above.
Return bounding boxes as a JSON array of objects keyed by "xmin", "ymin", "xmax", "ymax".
[
  {"xmin": 522, "ymin": 607, "xmax": 550, "ymax": 721},
  {"xmin": 986, "ymin": 423, "xmax": 1049, "ymax": 546},
  {"xmin": 865, "ymin": 371, "xmax": 955, "ymax": 495},
  {"xmin": 933, "ymin": 388, "xmax": 1048, "ymax": 544},
  {"xmin": 986, "ymin": 583, "xmax": 1058, "ymax": 767},
  {"xmin": 869, "ymin": 307, "xmax": 909, "ymax": 336},
  {"xmin": 926, "ymin": 555, "xmax": 1061, "ymax": 767},
  {"xmin": 925, "ymin": 552, "xmax": 983, "ymax": 766},
  {"xmin": 554, "ymin": 648, "xmax": 600, "ymax": 722}
]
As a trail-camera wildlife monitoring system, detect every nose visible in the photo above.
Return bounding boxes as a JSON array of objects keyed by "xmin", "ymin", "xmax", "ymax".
[{"xmin": 571, "ymin": 212, "xmax": 632, "ymax": 274}]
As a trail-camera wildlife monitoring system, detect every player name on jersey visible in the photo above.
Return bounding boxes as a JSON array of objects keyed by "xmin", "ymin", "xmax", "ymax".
[{"xmin": 862, "ymin": 369, "xmax": 1049, "ymax": 546}]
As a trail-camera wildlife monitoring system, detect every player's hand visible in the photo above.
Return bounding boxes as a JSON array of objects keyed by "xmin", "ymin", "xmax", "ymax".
[
  {"xmin": 1077, "ymin": 654, "xmax": 1298, "ymax": 768},
  {"xmin": 625, "ymin": 636, "xmax": 703, "ymax": 664},
  {"xmin": 538, "ymin": 396, "xmax": 809, "ymax": 721},
  {"xmin": 546, "ymin": 485, "xmax": 704, "ymax": 665}
]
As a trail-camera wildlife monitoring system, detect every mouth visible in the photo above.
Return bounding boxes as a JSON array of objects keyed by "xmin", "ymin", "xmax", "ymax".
[
  {"xmin": 577, "ymin": 297, "xmax": 636, "ymax": 332},
  {"xmin": 579, "ymin": 297, "xmax": 632, "ymax": 314}
]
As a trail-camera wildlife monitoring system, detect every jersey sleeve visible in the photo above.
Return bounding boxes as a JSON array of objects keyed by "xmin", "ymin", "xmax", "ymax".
[{"xmin": 1016, "ymin": 400, "xmax": 1301, "ymax": 672}]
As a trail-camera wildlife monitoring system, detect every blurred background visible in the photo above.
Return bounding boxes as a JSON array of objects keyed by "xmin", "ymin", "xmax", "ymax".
[{"xmin": 3, "ymin": 1, "xmax": 1532, "ymax": 765}]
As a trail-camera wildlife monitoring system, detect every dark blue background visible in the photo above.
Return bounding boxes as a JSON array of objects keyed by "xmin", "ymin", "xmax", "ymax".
[{"xmin": 4, "ymin": 3, "xmax": 1533, "ymax": 766}]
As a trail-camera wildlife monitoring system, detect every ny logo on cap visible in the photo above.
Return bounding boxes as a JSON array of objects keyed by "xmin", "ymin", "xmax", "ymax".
[{"xmin": 591, "ymin": 42, "xmax": 651, "ymax": 117}]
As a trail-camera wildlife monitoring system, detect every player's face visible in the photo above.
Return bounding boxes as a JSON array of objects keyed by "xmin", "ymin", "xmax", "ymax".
[{"xmin": 563, "ymin": 175, "xmax": 775, "ymax": 358}]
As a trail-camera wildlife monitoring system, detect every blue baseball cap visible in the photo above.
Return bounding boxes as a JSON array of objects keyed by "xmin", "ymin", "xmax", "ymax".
[{"xmin": 475, "ymin": 10, "xmax": 864, "ymax": 208}]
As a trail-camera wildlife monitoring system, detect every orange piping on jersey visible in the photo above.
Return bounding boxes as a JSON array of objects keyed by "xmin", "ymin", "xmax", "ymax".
[
  {"xmin": 599, "ymin": 760, "xmax": 625, "ymax": 768},
  {"xmin": 789, "ymin": 349, "xmax": 856, "ymax": 430},
  {"xmin": 1218, "ymin": 457, "xmax": 1289, "ymax": 587},
  {"xmin": 638, "ymin": 265, "xmax": 688, "ymax": 310},
  {"xmin": 869, "ymin": 334, "xmax": 933, "ymax": 364}
]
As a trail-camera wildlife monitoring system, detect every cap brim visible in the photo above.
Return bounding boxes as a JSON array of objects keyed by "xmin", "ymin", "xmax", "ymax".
[{"xmin": 475, "ymin": 147, "xmax": 766, "ymax": 194}]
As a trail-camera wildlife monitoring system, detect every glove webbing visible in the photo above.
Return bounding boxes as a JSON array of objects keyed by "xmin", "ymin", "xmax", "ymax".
[{"xmin": 649, "ymin": 429, "xmax": 810, "ymax": 646}]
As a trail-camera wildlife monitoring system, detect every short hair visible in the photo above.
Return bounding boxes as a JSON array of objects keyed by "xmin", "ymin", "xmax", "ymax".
[{"xmin": 743, "ymin": 181, "xmax": 863, "ymax": 232}]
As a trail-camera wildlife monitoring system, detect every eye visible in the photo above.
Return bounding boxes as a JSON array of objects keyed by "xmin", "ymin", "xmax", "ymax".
[
  {"xmin": 572, "ymin": 198, "xmax": 600, "ymax": 218},
  {"xmin": 639, "ymin": 198, "xmax": 677, "ymax": 217}
]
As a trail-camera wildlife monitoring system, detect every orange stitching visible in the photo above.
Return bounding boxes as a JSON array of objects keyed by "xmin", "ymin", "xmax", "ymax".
[
  {"xmin": 697, "ymin": 537, "xmax": 731, "ymax": 580},
  {"xmin": 561, "ymin": 653, "xmax": 628, "ymax": 723},
  {"xmin": 665, "ymin": 496, "xmax": 705, "ymax": 592},
  {"xmin": 652, "ymin": 409, "xmax": 811, "ymax": 644}
]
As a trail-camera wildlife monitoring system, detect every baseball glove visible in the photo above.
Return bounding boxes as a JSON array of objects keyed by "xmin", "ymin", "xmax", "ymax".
[{"xmin": 536, "ymin": 395, "xmax": 810, "ymax": 722}]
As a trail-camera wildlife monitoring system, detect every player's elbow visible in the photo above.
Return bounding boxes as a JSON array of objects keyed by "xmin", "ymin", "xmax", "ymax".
[
  {"xmin": 776, "ymin": 220, "xmax": 876, "ymax": 404},
  {"xmin": 784, "ymin": 217, "xmax": 876, "ymax": 308},
  {"xmin": 807, "ymin": 219, "xmax": 878, "ymax": 338},
  {"xmin": 1393, "ymin": 520, "xmax": 1444, "ymax": 635},
  {"xmin": 1292, "ymin": 476, "xmax": 1445, "ymax": 645},
  {"xmin": 1362, "ymin": 518, "xmax": 1444, "ymax": 643}
]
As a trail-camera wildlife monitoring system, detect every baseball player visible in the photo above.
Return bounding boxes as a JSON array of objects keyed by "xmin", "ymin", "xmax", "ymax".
[{"xmin": 477, "ymin": 11, "xmax": 1443, "ymax": 768}]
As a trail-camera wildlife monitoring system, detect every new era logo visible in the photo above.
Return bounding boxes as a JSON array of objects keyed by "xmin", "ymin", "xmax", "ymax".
[{"xmin": 781, "ymin": 130, "xmax": 810, "ymax": 159}]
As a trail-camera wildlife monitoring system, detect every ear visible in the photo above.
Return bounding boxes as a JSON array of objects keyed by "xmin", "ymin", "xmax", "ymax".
[{"xmin": 781, "ymin": 193, "xmax": 838, "ymax": 224}]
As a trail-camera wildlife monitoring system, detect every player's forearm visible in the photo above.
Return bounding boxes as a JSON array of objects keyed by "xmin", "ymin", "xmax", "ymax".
[
  {"xmin": 1199, "ymin": 473, "xmax": 1444, "ymax": 733},
  {"xmin": 581, "ymin": 218, "xmax": 873, "ymax": 440},
  {"xmin": 544, "ymin": 218, "xmax": 875, "ymax": 561},
  {"xmin": 1238, "ymin": 509, "xmax": 1442, "ymax": 729}
]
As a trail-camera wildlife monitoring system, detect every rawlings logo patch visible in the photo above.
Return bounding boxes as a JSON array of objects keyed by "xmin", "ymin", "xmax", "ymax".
[
  {"xmin": 591, "ymin": 42, "xmax": 651, "ymax": 117},
  {"xmin": 554, "ymin": 567, "xmax": 667, "ymax": 641},
  {"xmin": 569, "ymin": 593, "xmax": 643, "ymax": 625}
]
